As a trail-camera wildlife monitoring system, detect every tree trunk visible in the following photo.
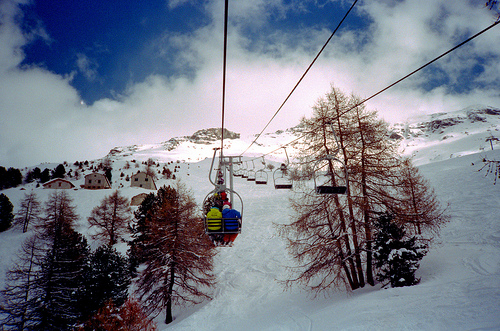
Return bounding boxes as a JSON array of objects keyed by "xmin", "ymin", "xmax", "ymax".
[{"xmin": 165, "ymin": 264, "xmax": 175, "ymax": 324}]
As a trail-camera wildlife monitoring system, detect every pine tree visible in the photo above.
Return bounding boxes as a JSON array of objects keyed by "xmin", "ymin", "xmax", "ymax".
[
  {"xmin": 78, "ymin": 245, "xmax": 131, "ymax": 322},
  {"xmin": 87, "ymin": 190, "xmax": 131, "ymax": 246},
  {"xmin": 135, "ymin": 183, "xmax": 216, "ymax": 324},
  {"xmin": 0, "ymin": 193, "xmax": 14, "ymax": 232},
  {"xmin": 35, "ymin": 191, "xmax": 90, "ymax": 330},
  {"xmin": 14, "ymin": 191, "xmax": 42, "ymax": 233},
  {"xmin": 373, "ymin": 214, "xmax": 427, "ymax": 287}
]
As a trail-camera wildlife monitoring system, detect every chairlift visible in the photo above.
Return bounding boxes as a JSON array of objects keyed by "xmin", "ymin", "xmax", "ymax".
[
  {"xmin": 241, "ymin": 161, "xmax": 249, "ymax": 179},
  {"xmin": 202, "ymin": 188, "xmax": 244, "ymax": 235},
  {"xmin": 313, "ymin": 123, "xmax": 348, "ymax": 195},
  {"xmin": 202, "ymin": 149, "xmax": 243, "ymax": 240},
  {"xmin": 273, "ymin": 147, "xmax": 293, "ymax": 189},
  {"xmin": 255, "ymin": 157, "xmax": 268, "ymax": 185},
  {"xmin": 247, "ymin": 160, "xmax": 256, "ymax": 181}
]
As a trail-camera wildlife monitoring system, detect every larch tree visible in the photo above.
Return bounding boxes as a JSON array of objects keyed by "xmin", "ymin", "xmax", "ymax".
[
  {"xmin": 87, "ymin": 190, "xmax": 131, "ymax": 246},
  {"xmin": 35, "ymin": 191, "xmax": 90, "ymax": 330},
  {"xmin": 280, "ymin": 85, "xmax": 447, "ymax": 293},
  {"xmin": 135, "ymin": 183, "xmax": 216, "ymax": 324},
  {"xmin": 0, "ymin": 235, "xmax": 46, "ymax": 330},
  {"xmin": 14, "ymin": 191, "xmax": 42, "ymax": 233}
]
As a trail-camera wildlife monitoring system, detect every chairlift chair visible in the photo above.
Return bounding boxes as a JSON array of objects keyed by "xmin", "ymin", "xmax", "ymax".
[
  {"xmin": 273, "ymin": 147, "xmax": 293, "ymax": 189},
  {"xmin": 273, "ymin": 163, "xmax": 293, "ymax": 189},
  {"xmin": 313, "ymin": 122, "xmax": 348, "ymax": 195},
  {"xmin": 247, "ymin": 160, "xmax": 256, "ymax": 181},
  {"xmin": 255, "ymin": 157, "xmax": 268, "ymax": 185},
  {"xmin": 202, "ymin": 188, "xmax": 244, "ymax": 235}
]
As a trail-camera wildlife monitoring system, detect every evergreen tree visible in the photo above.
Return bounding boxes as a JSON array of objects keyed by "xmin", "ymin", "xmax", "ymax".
[
  {"xmin": 135, "ymin": 183, "xmax": 216, "ymax": 324},
  {"xmin": 87, "ymin": 190, "xmax": 131, "ymax": 246},
  {"xmin": 40, "ymin": 168, "xmax": 51, "ymax": 183},
  {"xmin": 35, "ymin": 191, "xmax": 89, "ymax": 330},
  {"xmin": 0, "ymin": 167, "xmax": 22, "ymax": 189},
  {"xmin": 14, "ymin": 191, "xmax": 42, "ymax": 233},
  {"xmin": 52, "ymin": 164, "xmax": 66, "ymax": 179},
  {"xmin": 78, "ymin": 245, "xmax": 131, "ymax": 322},
  {"xmin": 373, "ymin": 214, "xmax": 428, "ymax": 287},
  {"xmin": 0, "ymin": 193, "xmax": 14, "ymax": 232}
]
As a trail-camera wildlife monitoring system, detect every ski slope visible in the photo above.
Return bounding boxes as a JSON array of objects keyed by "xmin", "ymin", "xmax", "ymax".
[{"xmin": 165, "ymin": 149, "xmax": 500, "ymax": 330}]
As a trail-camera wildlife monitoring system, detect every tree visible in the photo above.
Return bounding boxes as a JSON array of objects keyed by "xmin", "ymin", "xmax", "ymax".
[
  {"xmin": 279, "ymin": 86, "xmax": 446, "ymax": 293},
  {"xmin": 145, "ymin": 158, "xmax": 157, "ymax": 179},
  {"xmin": 0, "ymin": 235, "xmax": 46, "ymax": 330},
  {"xmin": 0, "ymin": 167, "xmax": 22, "ymax": 189},
  {"xmin": 52, "ymin": 164, "xmax": 66, "ymax": 179},
  {"xmin": 134, "ymin": 183, "xmax": 216, "ymax": 324},
  {"xmin": 78, "ymin": 245, "xmax": 131, "ymax": 321},
  {"xmin": 0, "ymin": 193, "xmax": 14, "ymax": 232},
  {"xmin": 35, "ymin": 191, "xmax": 89, "ymax": 330},
  {"xmin": 77, "ymin": 298, "xmax": 157, "ymax": 331},
  {"xmin": 40, "ymin": 168, "xmax": 51, "ymax": 183},
  {"xmin": 373, "ymin": 214, "xmax": 427, "ymax": 287},
  {"xmin": 389, "ymin": 159, "xmax": 449, "ymax": 235},
  {"xmin": 87, "ymin": 190, "xmax": 131, "ymax": 246},
  {"xmin": 14, "ymin": 191, "xmax": 42, "ymax": 233}
]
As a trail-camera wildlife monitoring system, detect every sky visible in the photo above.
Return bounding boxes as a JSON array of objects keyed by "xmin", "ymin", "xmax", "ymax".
[{"xmin": 1, "ymin": 0, "xmax": 499, "ymax": 168}]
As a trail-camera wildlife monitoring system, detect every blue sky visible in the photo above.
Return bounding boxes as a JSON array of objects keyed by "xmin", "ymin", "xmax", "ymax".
[{"xmin": 1, "ymin": 0, "xmax": 499, "ymax": 167}]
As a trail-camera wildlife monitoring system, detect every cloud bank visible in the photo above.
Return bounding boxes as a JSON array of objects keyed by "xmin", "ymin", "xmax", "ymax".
[{"xmin": 1, "ymin": 0, "xmax": 499, "ymax": 167}]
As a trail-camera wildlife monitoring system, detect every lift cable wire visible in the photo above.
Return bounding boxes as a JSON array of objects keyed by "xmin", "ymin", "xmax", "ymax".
[
  {"xmin": 220, "ymin": 0, "xmax": 229, "ymax": 159},
  {"xmin": 239, "ymin": 0, "xmax": 359, "ymax": 157},
  {"xmin": 242, "ymin": 18, "xmax": 500, "ymax": 163},
  {"xmin": 337, "ymin": 18, "xmax": 500, "ymax": 120}
]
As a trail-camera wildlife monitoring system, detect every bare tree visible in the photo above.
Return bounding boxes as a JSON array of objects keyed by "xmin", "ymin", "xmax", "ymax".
[
  {"xmin": 0, "ymin": 235, "xmax": 45, "ymax": 330},
  {"xmin": 280, "ymin": 86, "xmax": 447, "ymax": 293},
  {"xmin": 14, "ymin": 191, "xmax": 42, "ymax": 233},
  {"xmin": 87, "ymin": 190, "xmax": 131, "ymax": 246},
  {"xmin": 135, "ymin": 183, "xmax": 216, "ymax": 324}
]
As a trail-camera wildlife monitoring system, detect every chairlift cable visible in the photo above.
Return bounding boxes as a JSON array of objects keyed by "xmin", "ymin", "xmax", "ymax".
[
  {"xmin": 239, "ymin": 0, "xmax": 359, "ymax": 157},
  {"xmin": 220, "ymin": 0, "xmax": 229, "ymax": 161},
  {"xmin": 337, "ymin": 19, "xmax": 500, "ymax": 119},
  {"xmin": 243, "ymin": 19, "xmax": 500, "ymax": 163}
]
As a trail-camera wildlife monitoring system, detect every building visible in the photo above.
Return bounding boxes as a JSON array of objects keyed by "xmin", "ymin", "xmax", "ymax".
[
  {"xmin": 43, "ymin": 178, "xmax": 75, "ymax": 189},
  {"xmin": 84, "ymin": 172, "xmax": 111, "ymax": 189},
  {"xmin": 131, "ymin": 193, "xmax": 148, "ymax": 206},
  {"xmin": 131, "ymin": 172, "xmax": 157, "ymax": 190}
]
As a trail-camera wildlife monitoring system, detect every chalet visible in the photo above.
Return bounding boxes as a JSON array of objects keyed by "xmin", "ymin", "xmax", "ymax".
[
  {"xmin": 43, "ymin": 178, "xmax": 75, "ymax": 189},
  {"xmin": 84, "ymin": 172, "xmax": 111, "ymax": 189},
  {"xmin": 131, "ymin": 172, "xmax": 157, "ymax": 190}
]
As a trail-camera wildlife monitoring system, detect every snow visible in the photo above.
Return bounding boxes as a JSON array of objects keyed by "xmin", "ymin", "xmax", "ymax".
[{"xmin": 1, "ymin": 108, "xmax": 500, "ymax": 330}]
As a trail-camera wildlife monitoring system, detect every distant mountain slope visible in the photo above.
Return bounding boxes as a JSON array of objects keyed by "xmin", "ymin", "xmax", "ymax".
[{"xmin": 392, "ymin": 105, "xmax": 500, "ymax": 165}]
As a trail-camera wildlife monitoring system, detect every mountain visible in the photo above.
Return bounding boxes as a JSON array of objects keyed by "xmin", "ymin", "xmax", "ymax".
[{"xmin": 103, "ymin": 105, "xmax": 500, "ymax": 166}]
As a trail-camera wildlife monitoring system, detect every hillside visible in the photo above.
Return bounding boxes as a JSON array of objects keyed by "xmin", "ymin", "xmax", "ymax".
[{"xmin": 0, "ymin": 106, "xmax": 499, "ymax": 330}]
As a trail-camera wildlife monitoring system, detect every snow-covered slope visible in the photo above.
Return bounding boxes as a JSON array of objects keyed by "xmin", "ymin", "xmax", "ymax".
[{"xmin": 1, "ymin": 106, "xmax": 499, "ymax": 330}]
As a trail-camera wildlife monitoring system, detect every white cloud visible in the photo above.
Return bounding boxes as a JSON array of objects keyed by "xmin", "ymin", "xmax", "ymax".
[{"xmin": 1, "ymin": 0, "xmax": 499, "ymax": 168}]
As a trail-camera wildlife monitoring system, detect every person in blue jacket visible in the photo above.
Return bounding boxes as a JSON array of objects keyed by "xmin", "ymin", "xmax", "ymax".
[{"xmin": 222, "ymin": 203, "xmax": 241, "ymax": 246}]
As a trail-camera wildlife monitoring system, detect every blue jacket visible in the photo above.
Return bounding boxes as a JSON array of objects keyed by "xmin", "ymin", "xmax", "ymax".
[{"xmin": 222, "ymin": 208, "xmax": 241, "ymax": 231}]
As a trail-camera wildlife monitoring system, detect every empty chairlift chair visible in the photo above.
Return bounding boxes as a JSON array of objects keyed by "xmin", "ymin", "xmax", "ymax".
[
  {"xmin": 313, "ymin": 123, "xmax": 348, "ymax": 195},
  {"xmin": 255, "ymin": 157, "xmax": 268, "ymax": 185},
  {"xmin": 273, "ymin": 163, "xmax": 293, "ymax": 189}
]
